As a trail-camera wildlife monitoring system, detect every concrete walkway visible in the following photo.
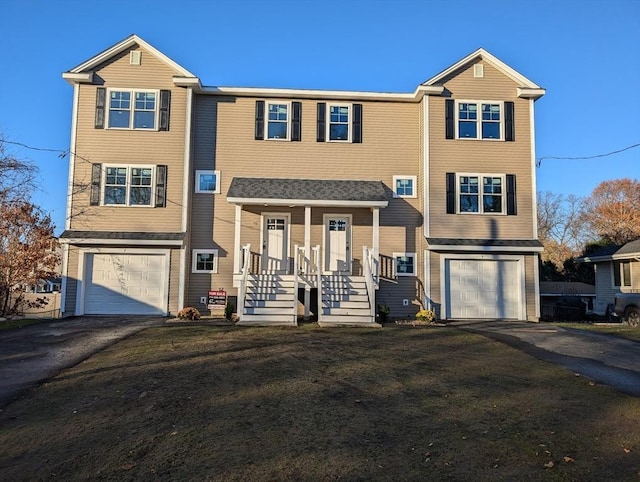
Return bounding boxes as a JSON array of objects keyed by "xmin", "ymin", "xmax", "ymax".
[
  {"xmin": 453, "ymin": 321, "xmax": 640, "ymax": 397},
  {"xmin": 0, "ymin": 316, "xmax": 165, "ymax": 407}
]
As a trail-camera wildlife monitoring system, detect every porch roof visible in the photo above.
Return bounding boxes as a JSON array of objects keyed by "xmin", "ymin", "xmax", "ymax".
[{"xmin": 227, "ymin": 177, "xmax": 389, "ymax": 208}]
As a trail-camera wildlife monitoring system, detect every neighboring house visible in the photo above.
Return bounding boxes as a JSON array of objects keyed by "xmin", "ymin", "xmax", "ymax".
[
  {"xmin": 59, "ymin": 35, "xmax": 545, "ymax": 325},
  {"xmin": 578, "ymin": 239, "xmax": 640, "ymax": 316},
  {"xmin": 539, "ymin": 281, "xmax": 595, "ymax": 320}
]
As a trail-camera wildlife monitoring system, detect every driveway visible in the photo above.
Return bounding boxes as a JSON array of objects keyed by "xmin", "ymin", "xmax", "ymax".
[
  {"xmin": 454, "ymin": 321, "xmax": 640, "ymax": 397},
  {"xmin": 0, "ymin": 316, "xmax": 165, "ymax": 407}
]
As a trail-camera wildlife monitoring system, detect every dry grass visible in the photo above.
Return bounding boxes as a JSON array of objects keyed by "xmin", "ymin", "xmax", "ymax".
[
  {"xmin": 1, "ymin": 324, "xmax": 639, "ymax": 481},
  {"xmin": 549, "ymin": 322, "xmax": 640, "ymax": 341}
]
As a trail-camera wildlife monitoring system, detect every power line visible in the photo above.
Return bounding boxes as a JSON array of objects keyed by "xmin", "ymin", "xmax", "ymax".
[{"xmin": 536, "ymin": 143, "xmax": 640, "ymax": 167}]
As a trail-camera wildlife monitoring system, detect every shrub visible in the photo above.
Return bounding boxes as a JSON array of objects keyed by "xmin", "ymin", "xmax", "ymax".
[
  {"xmin": 415, "ymin": 309, "xmax": 436, "ymax": 323},
  {"xmin": 177, "ymin": 307, "xmax": 201, "ymax": 321},
  {"xmin": 224, "ymin": 301, "xmax": 235, "ymax": 321}
]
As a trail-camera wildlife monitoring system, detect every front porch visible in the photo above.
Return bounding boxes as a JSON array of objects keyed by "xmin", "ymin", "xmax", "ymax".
[{"xmin": 227, "ymin": 177, "xmax": 389, "ymax": 326}]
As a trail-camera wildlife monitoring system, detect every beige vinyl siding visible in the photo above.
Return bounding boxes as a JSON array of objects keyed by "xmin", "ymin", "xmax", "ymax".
[
  {"xmin": 524, "ymin": 254, "xmax": 538, "ymax": 321},
  {"xmin": 63, "ymin": 246, "xmax": 80, "ymax": 315},
  {"xmin": 428, "ymin": 61, "xmax": 535, "ymax": 240},
  {"xmin": 69, "ymin": 46, "xmax": 187, "ymax": 233}
]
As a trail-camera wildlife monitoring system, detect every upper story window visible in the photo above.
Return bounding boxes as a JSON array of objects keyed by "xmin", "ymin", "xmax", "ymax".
[
  {"xmin": 446, "ymin": 172, "xmax": 517, "ymax": 215},
  {"xmin": 255, "ymin": 100, "xmax": 301, "ymax": 141},
  {"xmin": 95, "ymin": 88, "xmax": 171, "ymax": 131},
  {"xmin": 195, "ymin": 170, "xmax": 220, "ymax": 194},
  {"xmin": 613, "ymin": 260, "xmax": 632, "ymax": 287},
  {"xmin": 445, "ymin": 99, "xmax": 514, "ymax": 142},
  {"xmin": 108, "ymin": 90, "xmax": 157, "ymax": 129},
  {"xmin": 317, "ymin": 102, "xmax": 362, "ymax": 143},
  {"xmin": 89, "ymin": 163, "xmax": 167, "ymax": 208},
  {"xmin": 393, "ymin": 175, "xmax": 417, "ymax": 198}
]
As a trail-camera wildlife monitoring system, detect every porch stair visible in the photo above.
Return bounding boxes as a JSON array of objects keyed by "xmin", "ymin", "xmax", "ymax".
[
  {"xmin": 318, "ymin": 275, "xmax": 379, "ymax": 327},
  {"xmin": 237, "ymin": 274, "xmax": 297, "ymax": 326}
]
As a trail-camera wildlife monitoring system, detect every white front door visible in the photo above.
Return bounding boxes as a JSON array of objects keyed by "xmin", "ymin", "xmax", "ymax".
[
  {"xmin": 324, "ymin": 215, "xmax": 351, "ymax": 273},
  {"xmin": 262, "ymin": 215, "xmax": 289, "ymax": 273}
]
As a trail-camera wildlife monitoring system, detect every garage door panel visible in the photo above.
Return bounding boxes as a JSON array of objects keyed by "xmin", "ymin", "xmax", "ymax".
[
  {"xmin": 84, "ymin": 253, "xmax": 167, "ymax": 315},
  {"xmin": 446, "ymin": 258, "xmax": 521, "ymax": 320}
]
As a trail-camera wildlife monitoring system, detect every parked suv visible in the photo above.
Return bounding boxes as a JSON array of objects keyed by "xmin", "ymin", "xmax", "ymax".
[{"xmin": 614, "ymin": 293, "xmax": 640, "ymax": 327}]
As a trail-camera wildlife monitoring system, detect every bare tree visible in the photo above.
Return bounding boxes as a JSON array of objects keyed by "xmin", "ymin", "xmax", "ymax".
[
  {"xmin": 581, "ymin": 178, "xmax": 640, "ymax": 245},
  {"xmin": 0, "ymin": 137, "xmax": 38, "ymax": 203}
]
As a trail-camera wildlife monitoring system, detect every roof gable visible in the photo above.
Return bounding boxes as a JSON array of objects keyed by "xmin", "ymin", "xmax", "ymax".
[
  {"xmin": 63, "ymin": 34, "xmax": 198, "ymax": 85},
  {"xmin": 422, "ymin": 48, "xmax": 545, "ymax": 99}
]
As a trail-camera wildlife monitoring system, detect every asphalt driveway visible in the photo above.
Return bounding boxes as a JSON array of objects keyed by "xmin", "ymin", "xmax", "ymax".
[
  {"xmin": 454, "ymin": 321, "xmax": 640, "ymax": 397},
  {"xmin": 0, "ymin": 316, "xmax": 165, "ymax": 407}
]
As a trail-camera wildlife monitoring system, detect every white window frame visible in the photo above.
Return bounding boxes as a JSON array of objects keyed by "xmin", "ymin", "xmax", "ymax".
[
  {"xmin": 327, "ymin": 103, "xmax": 351, "ymax": 142},
  {"xmin": 457, "ymin": 173, "xmax": 506, "ymax": 215},
  {"xmin": 393, "ymin": 175, "xmax": 417, "ymax": 198},
  {"xmin": 455, "ymin": 100, "xmax": 504, "ymax": 140},
  {"xmin": 107, "ymin": 88, "xmax": 160, "ymax": 130},
  {"xmin": 266, "ymin": 101, "xmax": 290, "ymax": 140},
  {"xmin": 192, "ymin": 249, "xmax": 219, "ymax": 273},
  {"xmin": 102, "ymin": 164, "xmax": 156, "ymax": 207},
  {"xmin": 195, "ymin": 170, "xmax": 220, "ymax": 194},
  {"xmin": 393, "ymin": 252, "xmax": 416, "ymax": 277}
]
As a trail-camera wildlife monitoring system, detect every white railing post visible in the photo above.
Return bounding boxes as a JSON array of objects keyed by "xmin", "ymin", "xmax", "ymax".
[
  {"xmin": 293, "ymin": 244, "xmax": 300, "ymax": 324},
  {"xmin": 363, "ymin": 246, "xmax": 375, "ymax": 320},
  {"xmin": 238, "ymin": 243, "xmax": 251, "ymax": 321},
  {"xmin": 313, "ymin": 245, "xmax": 322, "ymax": 322}
]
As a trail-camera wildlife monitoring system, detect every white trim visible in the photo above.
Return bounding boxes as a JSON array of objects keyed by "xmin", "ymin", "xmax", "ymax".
[
  {"xmin": 65, "ymin": 83, "xmax": 79, "ymax": 231},
  {"xmin": 101, "ymin": 164, "xmax": 157, "ymax": 207},
  {"xmin": 455, "ymin": 100, "xmax": 505, "ymax": 141},
  {"xmin": 426, "ymin": 243, "xmax": 544, "ymax": 253},
  {"xmin": 192, "ymin": 249, "xmax": 219, "ymax": 273},
  {"xmin": 423, "ymin": 48, "xmax": 542, "ymax": 90},
  {"xmin": 423, "ymin": 97, "xmax": 430, "ymax": 239},
  {"xmin": 182, "ymin": 87, "xmax": 193, "ymax": 233},
  {"xmin": 265, "ymin": 100, "xmax": 292, "ymax": 141},
  {"xmin": 62, "ymin": 72, "xmax": 93, "ymax": 84},
  {"xmin": 456, "ymin": 173, "xmax": 507, "ymax": 214},
  {"xmin": 393, "ymin": 252, "xmax": 417, "ymax": 277},
  {"xmin": 424, "ymin": 249, "xmax": 431, "ymax": 309},
  {"xmin": 529, "ymin": 98, "xmax": 539, "ymax": 239},
  {"xmin": 59, "ymin": 237, "xmax": 184, "ymax": 246},
  {"xmin": 392, "ymin": 175, "xmax": 417, "ymax": 198},
  {"xmin": 517, "ymin": 87, "xmax": 546, "ymax": 99},
  {"xmin": 75, "ymin": 247, "xmax": 171, "ymax": 316},
  {"xmin": 533, "ymin": 254, "xmax": 540, "ymax": 319},
  {"xmin": 372, "ymin": 207, "xmax": 380, "ymax": 260},
  {"xmin": 326, "ymin": 103, "xmax": 352, "ymax": 142},
  {"xmin": 60, "ymin": 243, "xmax": 69, "ymax": 313},
  {"xmin": 195, "ymin": 170, "xmax": 220, "ymax": 194},
  {"xmin": 226, "ymin": 196, "xmax": 387, "ymax": 208},
  {"xmin": 66, "ymin": 34, "xmax": 197, "ymax": 79},
  {"xmin": 440, "ymin": 253, "xmax": 526, "ymax": 320},
  {"xmin": 105, "ymin": 88, "xmax": 160, "ymax": 131},
  {"xmin": 178, "ymin": 246, "xmax": 186, "ymax": 312},
  {"xmin": 199, "ymin": 84, "xmax": 444, "ymax": 102},
  {"xmin": 233, "ymin": 205, "xmax": 242, "ymax": 274}
]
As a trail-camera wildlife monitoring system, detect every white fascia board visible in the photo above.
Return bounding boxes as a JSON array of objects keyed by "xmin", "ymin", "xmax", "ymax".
[
  {"xmin": 59, "ymin": 238, "xmax": 184, "ymax": 246},
  {"xmin": 518, "ymin": 87, "xmax": 546, "ymax": 99},
  {"xmin": 227, "ymin": 197, "xmax": 388, "ymax": 208},
  {"xmin": 423, "ymin": 48, "xmax": 542, "ymax": 90},
  {"xmin": 62, "ymin": 72, "xmax": 94, "ymax": 85},
  {"xmin": 174, "ymin": 76, "xmax": 202, "ymax": 90},
  {"xmin": 426, "ymin": 244, "xmax": 544, "ymax": 253},
  {"xmin": 65, "ymin": 34, "xmax": 197, "ymax": 78},
  {"xmin": 200, "ymin": 85, "xmax": 443, "ymax": 102}
]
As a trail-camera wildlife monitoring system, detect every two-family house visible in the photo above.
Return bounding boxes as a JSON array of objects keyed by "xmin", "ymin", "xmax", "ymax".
[{"xmin": 60, "ymin": 35, "xmax": 545, "ymax": 325}]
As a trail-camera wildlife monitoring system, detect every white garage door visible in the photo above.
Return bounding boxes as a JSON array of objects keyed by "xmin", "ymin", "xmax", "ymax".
[
  {"xmin": 446, "ymin": 259, "xmax": 521, "ymax": 319},
  {"xmin": 84, "ymin": 253, "xmax": 167, "ymax": 315}
]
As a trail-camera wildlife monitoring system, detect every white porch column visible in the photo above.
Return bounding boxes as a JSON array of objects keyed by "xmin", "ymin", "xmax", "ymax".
[
  {"xmin": 372, "ymin": 207, "xmax": 380, "ymax": 259},
  {"xmin": 304, "ymin": 205, "xmax": 311, "ymax": 319},
  {"xmin": 233, "ymin": 204, "xmax": 242, "ymax": 274}
]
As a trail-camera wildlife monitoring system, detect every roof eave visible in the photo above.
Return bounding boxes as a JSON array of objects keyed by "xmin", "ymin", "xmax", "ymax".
[
  {"xmin": 62, "ymin": 72, "xmax": 94, "ymax": 86},
  {"xmin": 227, "ymin": 197, "xmax": 388, "ymax": 208}
]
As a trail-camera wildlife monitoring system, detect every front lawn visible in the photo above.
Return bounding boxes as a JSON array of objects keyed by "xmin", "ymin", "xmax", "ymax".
[
  {"xmin": 1, "ymin": 325, "xmax": 638, "ymax": 481},
  {"xmin": 549, "ymin": 322, "xmax": 640, "ymax": 341}
]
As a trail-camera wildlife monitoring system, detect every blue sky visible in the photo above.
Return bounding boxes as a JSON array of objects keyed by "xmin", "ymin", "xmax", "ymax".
[{"xmin": 1, "ymin": 0, "xmax": 639, "ymax": 234}]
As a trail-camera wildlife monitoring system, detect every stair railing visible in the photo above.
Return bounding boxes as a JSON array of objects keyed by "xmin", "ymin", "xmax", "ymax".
[
  {"xmin": 293, "ymin": 244, "xmax": 301, "ymax": 323},
  {"xmin": 238, "ymin": 243, "xmax": 251, "ymax": 322},
  {"xmin": 313, "ymin": 245, "xmax": 322, "ymax": 321},
  {"xmin": 363, "ymin": 246, "xmax": 376, "ymax": 320}
]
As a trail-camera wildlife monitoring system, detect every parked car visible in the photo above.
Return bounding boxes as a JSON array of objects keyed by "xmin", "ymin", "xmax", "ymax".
[{"xmin": 613, "ymin": 293, "xmax": 640, "ymax": 327}]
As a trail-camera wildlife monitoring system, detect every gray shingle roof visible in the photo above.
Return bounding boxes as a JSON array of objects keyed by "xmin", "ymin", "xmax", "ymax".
[
  {"xmin": 426, "ymin": 238, "xmax": 543, "ymax": 248},
  {"xmin": 227, "ymin": 178, "xmax": 388, "ymax": 203}
]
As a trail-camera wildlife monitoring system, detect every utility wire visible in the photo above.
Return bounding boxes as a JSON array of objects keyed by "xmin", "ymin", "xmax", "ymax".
[{"xmin": 536, "ymin": 143, "xmax": 640, "ymax": 167}]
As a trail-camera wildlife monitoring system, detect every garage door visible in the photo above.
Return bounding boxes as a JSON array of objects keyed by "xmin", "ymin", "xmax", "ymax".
[
  {"xmin": 446, "ymin": 259, "xmax": 521, "ymax": 319},
  {"xmin": 84, "ymin": 253, "xmax": 167, "ymax": 315}
]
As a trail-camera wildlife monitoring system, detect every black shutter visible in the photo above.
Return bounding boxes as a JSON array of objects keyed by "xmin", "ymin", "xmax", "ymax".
[
  {"xmin": 506, "ymin": 174, "xmax": 517, "ymax": 215},
  {"xmin": 445, "ymin": 99, "xmax": 454, "ymax": 139},
  {"xmin": 352, "ymin": 103, "xmax": 362, "ymax": 143},
  {"xmin": 504, "ymin": 101, "xmax": 514, "ymax": 141},
  {"xmin": 291, "ymin": 101, "xmax": 301, "ymax": 141},
  {"xmin": 255, "ymin": 100, "xmax": 265, "ymax": 140},
  {"xmin": 159, "ymin": 90, "xmax": 171, "ymax": 131},
  {"xmin": 155, "ymin": 165, "xmax": 167, "ymax": 208},
  {"xmin": 95, "ymin": 88, "xmax": 106, "ymax": 129},
  {"xmin": 90, "ymin": 163, "xmax": 102, "ymax": 206},
  {"xmin": 446, "ymin": 172, "xmax": 456, "ymax": 214},
  {"xmin": 316, "ymin": 102, "xmax": 326, "ymax": 142}
]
